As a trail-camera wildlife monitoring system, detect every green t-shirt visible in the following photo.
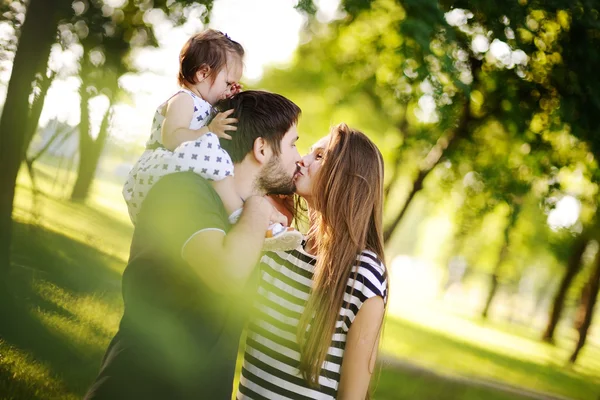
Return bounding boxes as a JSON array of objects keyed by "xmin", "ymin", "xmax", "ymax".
[{"xmin": 86, "ymin": 172, "xmax": 243, "ymax": 400}]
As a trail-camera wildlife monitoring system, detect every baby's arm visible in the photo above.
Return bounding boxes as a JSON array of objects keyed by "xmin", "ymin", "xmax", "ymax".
[
  {"xmin": 161, "ymin": 93, "xmax": 238, "ymax": 151},
  {"xmin": 161, "ymin": 93, "xmax": 202, "ymax": 151}
]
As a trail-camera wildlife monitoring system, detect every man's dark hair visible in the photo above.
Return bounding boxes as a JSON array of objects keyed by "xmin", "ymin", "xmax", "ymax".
[{"xmin": 214, "ymin": 91, "xmax": 301, "ymax": 163}]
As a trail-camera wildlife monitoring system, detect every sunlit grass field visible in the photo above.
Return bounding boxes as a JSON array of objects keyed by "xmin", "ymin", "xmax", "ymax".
[{"xmin": 2, "ymin": 161, "xmax": 599, "ymax": 399}]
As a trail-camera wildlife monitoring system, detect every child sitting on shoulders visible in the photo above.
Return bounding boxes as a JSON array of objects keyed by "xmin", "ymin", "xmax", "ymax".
[{"xmin": 123, "ymin": 29, "xmax": 301, "ymax": 251}]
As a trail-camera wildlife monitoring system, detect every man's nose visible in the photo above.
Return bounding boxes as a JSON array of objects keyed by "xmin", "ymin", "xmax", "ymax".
[{"xmin": 293, "ymin": 147, "xmax": 301, "ymax": 163}]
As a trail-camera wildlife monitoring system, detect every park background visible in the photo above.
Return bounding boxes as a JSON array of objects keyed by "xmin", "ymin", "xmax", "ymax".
[{"xmin": 1, "ymin": 0, "xmax": 600, "ymax": 399}]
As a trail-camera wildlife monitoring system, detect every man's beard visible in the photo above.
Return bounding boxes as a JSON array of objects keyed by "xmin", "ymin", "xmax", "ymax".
[{"xmin": 256, "ymin": 156, "xmax": 297, "ymax": 195}]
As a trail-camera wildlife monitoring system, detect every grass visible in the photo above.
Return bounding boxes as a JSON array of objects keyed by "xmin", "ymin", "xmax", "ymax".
[
  {"xmin": 1, "ymin": 161, "xmax": 599, "ymax": 399},
  {"xmin": 374, "ymin": 366, "xmax": 549, "ymax": 400},
  {"xmin": 380, "ymin": 314, "xmax": 599, "ymax": 399}
]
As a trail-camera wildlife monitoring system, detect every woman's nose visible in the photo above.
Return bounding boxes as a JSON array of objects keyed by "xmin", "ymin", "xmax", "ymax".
[{"xmin": 299, "ymin": 156, "xmax": 309, "ymax": 167}]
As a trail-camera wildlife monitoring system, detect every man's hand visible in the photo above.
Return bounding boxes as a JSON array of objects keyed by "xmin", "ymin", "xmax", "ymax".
[{"xmin": 208, "ymin": 109, "xmax": 237, "ymax": 140}]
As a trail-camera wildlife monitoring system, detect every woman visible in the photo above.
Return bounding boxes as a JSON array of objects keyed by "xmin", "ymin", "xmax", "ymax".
[{"xmin": 237, "ymin": 123, "xmax": 388, "ymax": 399}]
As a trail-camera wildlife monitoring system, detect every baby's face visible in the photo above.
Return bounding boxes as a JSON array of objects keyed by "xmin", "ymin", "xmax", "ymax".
[{"xmin": 200, "ymin": 56, "xmax": 243, "ymax": 105}]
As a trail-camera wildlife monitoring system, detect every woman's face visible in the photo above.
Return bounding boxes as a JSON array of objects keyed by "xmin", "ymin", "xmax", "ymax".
[{"xmin": 295, "ymin": 135, "xmax": 330, "ymax": 201}]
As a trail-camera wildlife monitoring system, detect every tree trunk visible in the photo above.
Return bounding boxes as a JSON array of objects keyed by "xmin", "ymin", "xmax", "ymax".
[
  {"xmin": 383, "ymin": 167, "xmax": 429, "ymax": 243},
  {"xmin": 481, "ymin": 247, "xmax": 505, "ymax": 319},
  {"xmin": 542, "ymin": 234, "xmax": 589, "ymax": 343},
  {"xmin": 25, "ymin": 123, "xmax": 75, "ymax": 191},
  {"xmin": 383, "ymin": 114, "xmax": 409, "ymax": 199},
  {"xmin": 24, "ymin": 70, "xmax": 56, "ymax": 152},
  {"xmin": 70, "ymin": 86, "xmax": 114, "ymax": 202},
  {"xmin": 0, "ymin": 0, "xmax": 64, "ymax": 284},
  {"xmin": 569, "ymin": 249, "xmax": 600, "ymax": 363},
  {"xmin": 383, "ymin": 99, "xmax": 470, "ymax": 243},
  {"xmin": 481, "ymin": 202, "xmax": 521, "ymax": 319}
]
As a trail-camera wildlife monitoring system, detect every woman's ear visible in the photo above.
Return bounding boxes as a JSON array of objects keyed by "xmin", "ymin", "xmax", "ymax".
[{"xmin": 195, "ymin": 64, "xmax": 211, "ymax": 83}]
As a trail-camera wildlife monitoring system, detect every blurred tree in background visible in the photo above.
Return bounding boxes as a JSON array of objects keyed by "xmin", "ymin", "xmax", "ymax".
[
  {"xmin": 287, "ymin": 0, "xmax": 600, "ymax": 363},
  {"xmin": 68, "ymin": 0, "xmax": 215, "ymax": 201},
  {"xmin": 0, "ymin": 0, "xmax": 68, "ymax": 297},
  {"xmin": 0, "ymin": 0, "xmax": 215, "ymax": 315}
]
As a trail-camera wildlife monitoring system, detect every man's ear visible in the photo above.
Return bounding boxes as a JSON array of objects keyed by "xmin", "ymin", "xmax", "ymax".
[
  {"xmin": 252, "ymin": 137, "xmax": 272, "ymax": 165},
  {"xmin": 195, "ymin": 64, "xmax": 211, "ymax": 83}
]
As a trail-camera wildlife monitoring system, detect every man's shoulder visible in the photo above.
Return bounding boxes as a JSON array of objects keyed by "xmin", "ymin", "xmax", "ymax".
[
  {"xmin": 151, "ymin": 171, "xmax": 215, "ymax": 195},
  {"xmin": 155, "ymin": 170, "xmax": 210, "ymax": 185},
  {"xmin": 140, "ymin": 172, "xmax": 224, "ymax": 218},
  {"xmin": 131, "ymin": 171, "xmax": 229, "ymax": 255}
]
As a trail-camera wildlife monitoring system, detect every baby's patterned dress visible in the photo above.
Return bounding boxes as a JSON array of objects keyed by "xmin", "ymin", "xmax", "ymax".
[{"xmin": 123, "ymin": 89, "xmax": 234, "ymax": 224}]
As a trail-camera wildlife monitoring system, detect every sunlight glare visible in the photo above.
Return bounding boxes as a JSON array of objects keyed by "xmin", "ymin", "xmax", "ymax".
[
  {"xmin": 547, "ymin": 195, "xmax": 581, "ymax": 230},
  {"xmin": 315, "ymin": 0, "xmax": 343, "ymax": 23},
  {"xmin": 209, "ymin": 0, "xmax": 306, "ymax": 81}
]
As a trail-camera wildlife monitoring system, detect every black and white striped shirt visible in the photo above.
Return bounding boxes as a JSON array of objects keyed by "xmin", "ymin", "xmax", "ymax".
[{"xmin": 237, "ymin": 245, "xmax": 388, "ymax": 400}]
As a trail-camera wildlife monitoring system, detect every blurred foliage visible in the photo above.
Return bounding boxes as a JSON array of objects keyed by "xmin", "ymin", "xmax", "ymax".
[
  {"xmin": 277, "ymin": 4, "xmax": 593, "ymax": 223},
  {"xmin": 261, "ymin": 0, "xmax": 600, "ymax": 334},
  {"xmin": 66, "ymin": 0, "xmax": 213, "ymax": 101},
  {"xmin": 0, "ymin": 0, "xmax": 217, "ymax": 201}
]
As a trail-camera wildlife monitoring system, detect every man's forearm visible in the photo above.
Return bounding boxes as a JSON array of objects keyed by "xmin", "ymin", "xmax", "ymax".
[
  {"xmin": 183, "ymin": 196, "xmax": 275, "ymax": 294},
  {"xmin": 219, "ymin": 205, "xmax": 269, "ymax": 284}
]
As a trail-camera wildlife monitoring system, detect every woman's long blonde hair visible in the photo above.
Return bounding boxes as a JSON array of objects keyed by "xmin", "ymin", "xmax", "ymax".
[{"xmin": 297, "ymin": 123, "xmax": 386, "ymax": 387}]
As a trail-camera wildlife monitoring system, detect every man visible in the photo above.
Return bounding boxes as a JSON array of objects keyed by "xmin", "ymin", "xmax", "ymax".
[{"xmin": 85, "ymin": 91, "xmax": 302, "ymax": 399}]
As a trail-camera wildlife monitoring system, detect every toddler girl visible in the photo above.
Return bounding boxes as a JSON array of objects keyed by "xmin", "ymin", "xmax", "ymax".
[{"xmin": 123, "ymin": 29, "xmax": 301, "ymax": 251}]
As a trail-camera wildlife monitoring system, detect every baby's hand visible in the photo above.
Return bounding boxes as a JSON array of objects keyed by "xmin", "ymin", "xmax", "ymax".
[
  {"xmin": 230, "ymin": 82, "xmax": 242, "ymax": 96},
  {"xmin": 223, "ymin": 82, "xmax": 242, "ymax": 99},
  {"xmin": 208, "ymin": 109, "xmax": 237, "ymax": 140}
]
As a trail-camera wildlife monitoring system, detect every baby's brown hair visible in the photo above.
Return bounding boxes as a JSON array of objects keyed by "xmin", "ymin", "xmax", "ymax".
[{"xmin": 178, "ymin": 29, "xmax": 244, "ymax": 87}]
